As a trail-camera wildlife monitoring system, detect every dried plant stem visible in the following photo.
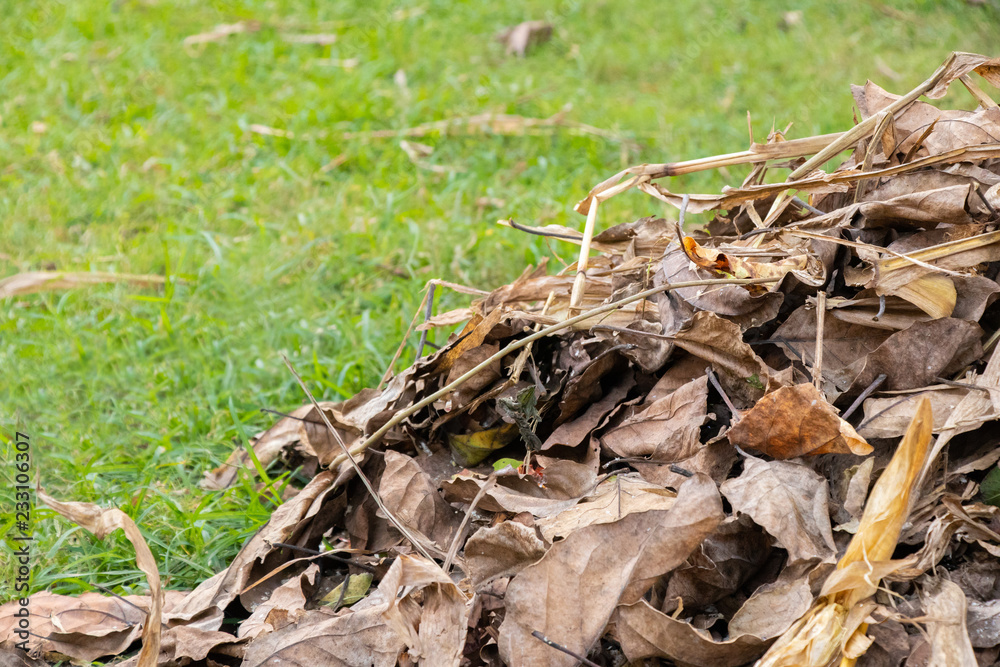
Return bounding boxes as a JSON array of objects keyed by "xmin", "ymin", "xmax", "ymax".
[
  {"xmin": 282, "ymin": 355, "xmax": 439, "ymax": 564},
  {"xmin": 531, "ymin": 631, "xmax": 602, "ymax": 667},
  {"xmin": 416, "ymin": 282, "xmax": 437, "ymax": 358},
  {"xmin": 329, "ymin": 276, "xmax": 780, "ymax": 472},
  {"xmin": 813, "ymin": 291, "xmax": 826, "ymax": 389},
  {"xmin": 569, "ymin": 197, "xmax": 599, "ymax": 309}
]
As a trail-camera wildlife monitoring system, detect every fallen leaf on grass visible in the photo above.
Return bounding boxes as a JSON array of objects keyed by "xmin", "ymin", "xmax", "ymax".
[
  {"xmin": 498, "ymin": 474, "xmax": 723, "ymax": 667},
  {"xmin": 495, "ymin": 21, "xmax": 552, "ymax": 57},
  {"xmin": 36, "ymin": 491, "xmax": 162, "ymax": 667},
  {"xmin": 727, "ymin": 383, "xmax": 872, "ymax": 458},
  {"xmin": 0, "ymin": 271, "xmax": 166, "ymax": 299},
  {"xmin": 280, "ymin": 33, "xmax": 337, "ymax": 45},
  {"xmin": 183, "ymin": 21, "xmax": 261, "ymax": 46},
  {"xmin": 721, "ymin": 456, "xmax": 838, "ymax": 563}
]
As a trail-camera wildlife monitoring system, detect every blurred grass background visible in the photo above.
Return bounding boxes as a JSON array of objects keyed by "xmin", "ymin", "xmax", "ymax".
[{"xmin": 1, "ymin": 0, "xmax": 998, "ymax": 596}]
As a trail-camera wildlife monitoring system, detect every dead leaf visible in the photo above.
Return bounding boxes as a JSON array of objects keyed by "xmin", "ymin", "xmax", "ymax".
[
  {"xmin": 614, "ymin": 599, "xmax": 770, "ymax": 667},
  {"xmin": 920, "ymin": 577, "xmax": 978, "ymax": 666},
  {"xmin": 377, "ymin": 555, "xmax": 469, "ymax": 666},
  {"xmin": 238, "ymin": 563, "xmax": 318, "ymax": 639},
  {"xmin": 0, "ymin": 271, "xmax": 166, "ymax": 298},
  {"xmin": 728, "ymin": 383, "xmax": 872, "ymax": 458},
  {"xmin": 240, "ymin": 600, "xmax": 404, "ymax": 667},
  {"xmin": 535, "ymin": 474, "xmax": 677, "ymax": 542},
  {"xmin": 183, "ymin": 21, "xmax": 261, "ymax": 46},
  {"xmin": 498, "ymin": 474, "xmax": 723, "ymax": 666},
  {"xmin": 602, "ymin": 375, "xmax": 710, "ymax": 462},
  {"xmin": 0, "ymin": 592, "xmax": 152, "ymax": 662},
  {"xmin": 378, "ymin": 451, "xmax": 462, "ymax": 549},
  {"xmin": 495, "ymin": 21, "xmax": 552, "ymax": 57},
  {"xmin": 37, "ymin": 491, "xmax": 162, "ymax": 667},
  {"xmin": 465, "ymin": 520, "xmax": 547, "ymax": 588},
  {"xmin": 721, "ymin": 456, "xmax": 838, "ymax": 563}
]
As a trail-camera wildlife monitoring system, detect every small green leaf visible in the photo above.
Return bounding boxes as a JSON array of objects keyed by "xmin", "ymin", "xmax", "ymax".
[
  {"xmin": 982, "ymin": 466, "xmax": 1000, "ymax": 507},
  {"xmin": 746, "ymin": 374, "xmax": 765, "ymax": 390},
  {"xmin": 492, "ymin": 457, "xmax": 522, "ymax": 471}
]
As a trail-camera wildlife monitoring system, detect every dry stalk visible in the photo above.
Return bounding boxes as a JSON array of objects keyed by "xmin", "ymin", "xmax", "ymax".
[{"xmin": 329, "ymin": 276, "xmax": 780, "ymax": 472}]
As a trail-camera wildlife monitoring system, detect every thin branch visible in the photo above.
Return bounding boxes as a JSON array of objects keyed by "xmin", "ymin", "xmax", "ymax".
[
  {"xmin": 416, "ymin": 282, "xmax": 436, "ymax": 358},
  {"xmin": 531, "ymin": 631, "xmax": 602, "ymax": 667},
  {"xmin": 841, "ymin": 373, "xmax": 887, "ymax": 421},
  {"xmin": 813, "ymin": 291, "xmax": 827, "ymax": 390},
  {"xmin": 705, "ymin": 366, "xmax": 739, "ymax": 423}
]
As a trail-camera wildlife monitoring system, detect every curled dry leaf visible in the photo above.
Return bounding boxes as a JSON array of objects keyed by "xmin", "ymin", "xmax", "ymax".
[
  {"xmin": 920, "ymin": 577, "xmax": 978, "ymax": 666},
  {"xmin": 378, "ymin": 450, "xmax": 462, "ymax": 549},
  {"xmin": 727, "ymin": 383, "xmax": 872, "ymax": 458},
  {"xmin": 535, "ymin": 474, "xmax": 676, "ymax": 542},
  {"xmin": 465, "ymin": 520, "xmax": 547, "ymax": 588},
  {"xmin": 602, "ymin": 375, "xmax": 709, "ymax": 462},
  {"xmin": 721, "ymin": 456, "xmax": 838, "ymax": 564},
  {"xmin": 498, "ymin": 474, "xmax": 723, "ymax": 667},
  {"xmin": 36, "ymin": 491, "xmax": 162, "ymax": 667},
  {"xmin": 0, "ymin": 592, "xmax": 153, "ymax": 663}
]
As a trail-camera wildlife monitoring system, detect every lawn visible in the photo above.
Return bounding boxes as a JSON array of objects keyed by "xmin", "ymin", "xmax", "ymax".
[{"xmin": 2, "ymin": 0, "xmax": 998, "ymax": 598}]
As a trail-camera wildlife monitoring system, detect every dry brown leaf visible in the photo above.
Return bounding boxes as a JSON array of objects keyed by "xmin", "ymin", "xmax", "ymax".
[
  {"xmin": 859, "ymin": 387, "xmax": 968, "ymax": 439},
  {"xmin": 495, "ymin": 20, "xmax": 552, "ymax": 57},
  {"xmin": 920, "ymin": 577, "xmax": 978, "ymax": 666},
  {"xmin": 541, "ymin": 376, "xmax": 634, "ymax": 450},
  {"xmin": 535, "ymin": 474, "xmax": 676, "ymax": 542},
  {"xmin": 0, "ymin": 271, "xmax": 166, "ymax": 298},
  {"xmin": 378, "ymin": 450, "xmax": 462, "ymax": 549},
  {"xmin": 465, "ymin": 520, "xmax": 547, "ymax": 588},
  {"xmin": 238, "ymin": 563, "xmax": 318, "ymax": 639},
  {"xmin": 378, "ymin": 555, "xmax": 469, "ymax": 666},
  {"xmin": 662, "ymin": 515, "xmax": 771, "ymax": 613},
  {"xmin": 671, "ymin": 311, "xmax": 777, "ymax": 405},
  {"xmin": 602, "ymin": 375, "xmax": 709, "ymax": 462},
  {"xmin": 167, "ymin": 471, "xmax": 336, "ymax": 629},
  {"xmin": 614, "ymin": 599, "xmax": 770, "ymax": 667},
  {"xmin": 498, "ymin": 474, "xmax": 723, "ymax": 666},
  {"xmin": 0, "ymin": 592, "xmax": 152, "ymax": 662},
  {"xmin": 241, "ymin": 600, "xmax": 404, "ymax": 667},
  {"xmin": 727, "ymin": 383, "xmax": 872, "ymax": 458},
  {"xmin": 442, "ymin": 460, "xmax": 598, "ymax": 518},
  {"xmin": 846, "ymin": 318, "xmax": 982, "ymax": 394},
  {"xmin": 720, "ymin": 456, "xmax": 838, "ymax": 563},
  {"xmin": 183, "ymin": 21, "xmax": 260, "ymax": 46},
  {"xmin": 37, "ymin": 491, "xmax": 162, "ymax": 667}
]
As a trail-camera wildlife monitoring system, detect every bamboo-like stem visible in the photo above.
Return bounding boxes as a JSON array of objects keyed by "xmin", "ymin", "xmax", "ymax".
[
  {"xmin": 329, "ymin": 276, "xmax": 780, "ymax": 472},
  {"xmin": 569, "ymin": 197, "xmax": 600, "ymax": 309}
]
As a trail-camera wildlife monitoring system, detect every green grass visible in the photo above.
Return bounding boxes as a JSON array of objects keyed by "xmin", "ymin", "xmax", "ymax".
[{"xmin": 1, "ymin": 0, "xmax": 998, "ymax": 599}]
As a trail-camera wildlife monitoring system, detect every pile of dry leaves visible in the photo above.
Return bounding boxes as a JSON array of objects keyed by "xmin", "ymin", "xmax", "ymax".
[{"xmin": 6, "ymin": 51, "xmax": 1000, "ymax": 667}]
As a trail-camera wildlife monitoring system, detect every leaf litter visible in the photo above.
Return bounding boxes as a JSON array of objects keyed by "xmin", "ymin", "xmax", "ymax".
[{"xmin": 6, "ymin": 51, "xmax": 1000, "ymax": 665}]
